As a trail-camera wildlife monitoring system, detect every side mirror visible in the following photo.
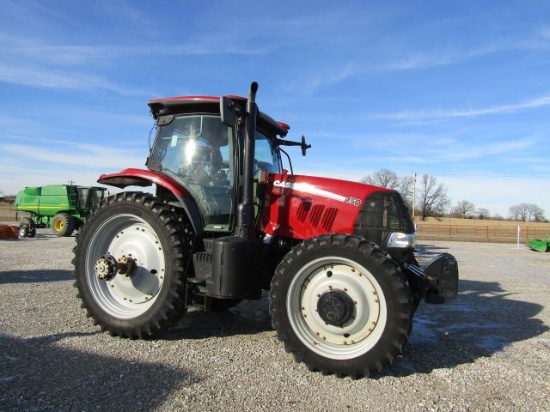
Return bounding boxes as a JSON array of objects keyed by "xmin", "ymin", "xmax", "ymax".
[
  {"xmin": 301, "ymin": 135, "xmax": 312, "ymax": 156},
  {"xmin": 220, "ymin": 96, "xmax": 237, "ymax": 127}
]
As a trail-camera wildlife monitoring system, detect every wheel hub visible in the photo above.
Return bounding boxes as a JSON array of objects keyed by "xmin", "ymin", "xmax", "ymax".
[
  {"xmin": 116, "ymin": 255, "xmax": 137, "ymax": 276},
  {"xmin": 94, "ymin": 254, "xmax": 137, "ymax": 280},
  {"xmin": 317, "ymin": 289, "xmax": 355, "ymax": 326},
  {"xmin": 94, "ymin": 255, "xmax": 118, "ymax": 280}
]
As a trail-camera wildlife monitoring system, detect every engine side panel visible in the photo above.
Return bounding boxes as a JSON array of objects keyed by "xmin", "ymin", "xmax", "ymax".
[{"xmin": 260, "ymin": 173, "xmax": 391, "ymax": 240}]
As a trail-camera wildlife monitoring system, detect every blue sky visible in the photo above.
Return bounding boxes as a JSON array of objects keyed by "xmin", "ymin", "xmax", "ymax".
[{"xmin": 1, "ymin": 1, "xmax": 549, "ymax": 218}]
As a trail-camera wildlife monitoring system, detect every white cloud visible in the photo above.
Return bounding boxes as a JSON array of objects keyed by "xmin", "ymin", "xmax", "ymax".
[
  {"xmin": 293, "ymin": 63, "xmax": 361, "ymax": 95},
  {"xmin": 387, "ymin": 51, "xmax": 460, "ymax": 70},
  {"xmin": 385, "ymin": 26, "xmax": 550, "ymax": 72},
  {"xmin": 2, "ymin": 142, "xmax": 144, "ymax": 170},
  {"xmin": 0, "ymin": 61, "xmax": 151, "ymax": 95},
  {"xmin": 371, "ymin": 95, "xmax": 550, "ymax": 123}
]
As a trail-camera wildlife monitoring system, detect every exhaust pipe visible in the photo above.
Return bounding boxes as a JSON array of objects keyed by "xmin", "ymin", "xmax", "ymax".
[{"xmin": 236, "ymin": 81, "xmax": 259, "ymax": 239}]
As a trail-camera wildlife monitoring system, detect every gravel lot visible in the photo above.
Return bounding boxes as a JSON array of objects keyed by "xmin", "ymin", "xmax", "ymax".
[{"xmin": 1, "ymin": 230, "xmax": 549, "ymax": 411}]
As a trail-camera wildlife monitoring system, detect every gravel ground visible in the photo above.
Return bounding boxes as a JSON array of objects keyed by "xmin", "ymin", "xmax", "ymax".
[{"xmin": 1, "ymin": 230, "xmax": 549, "ymax": 411}]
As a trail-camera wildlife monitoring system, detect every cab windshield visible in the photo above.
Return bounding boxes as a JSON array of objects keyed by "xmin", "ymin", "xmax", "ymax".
[
  {"xmin": 151, "ymin": 115, "xmax": 234, "ymax": 231},
  {"xmin": 150, "ymin": 114, "xmax": 282, "ymax": 232}
]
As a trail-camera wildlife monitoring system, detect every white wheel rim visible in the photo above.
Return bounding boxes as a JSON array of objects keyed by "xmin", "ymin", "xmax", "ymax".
[
  {"xmin": 287, "ymin": 256, "xmax": 387, "ymax": 360},
  {"xmin": 85, "ymin": 214, "xmax": 166, "ymax": 319}
]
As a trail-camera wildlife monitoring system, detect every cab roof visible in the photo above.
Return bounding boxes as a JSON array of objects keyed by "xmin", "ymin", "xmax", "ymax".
[{"xmin": 147, "ymin": 95, "xmax": 289, "ymax": 137}]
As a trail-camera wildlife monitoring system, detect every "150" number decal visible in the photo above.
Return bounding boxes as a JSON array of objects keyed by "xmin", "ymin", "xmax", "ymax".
[{"xmin": 345, "ymin": 197, "xmax": 362, "ymax": 206}]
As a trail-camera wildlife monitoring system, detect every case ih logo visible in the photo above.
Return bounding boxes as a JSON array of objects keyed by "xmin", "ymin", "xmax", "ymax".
[
  {"xmin": 273, "ymin": 179, "xmax": 294, "ymax": 189},
  {"xmin": 273, "ymin": 180, "xmax": 362, "ymax": 206}
]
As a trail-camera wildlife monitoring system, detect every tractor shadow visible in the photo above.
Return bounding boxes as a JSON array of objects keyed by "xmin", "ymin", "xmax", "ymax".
[
  {"xmin": 0, "ymin": 269, "xmax": 74, "ymax": 284},
  {"xmin": 382, "ymin": 277, "xmax": 548, "ymax": 377},
  {"xmin": 161, "ymin": 293, "xmax": 273, "ymax": 340},
  {"xmin": 0, "ymin": 332, "xmax": 193, "ymax": 411}
]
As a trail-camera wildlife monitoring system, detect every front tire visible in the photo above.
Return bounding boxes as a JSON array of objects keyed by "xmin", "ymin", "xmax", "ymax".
[
  {"xmin": 18, "ymin": 217, "xmax": 34, "ymax": 238},
  {"xmin": 73, "ymin": 192, "xmax": 190, "ymax": 338},
  {"xmin": 18, "ymin": 225, "xmax": 28, "ymax": 238},
  {"xmin": 270, "ymin": 234, "xmax": 413, "ymax": 378}
]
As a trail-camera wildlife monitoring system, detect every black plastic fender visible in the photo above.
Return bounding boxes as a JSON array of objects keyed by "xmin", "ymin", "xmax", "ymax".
[
  {"xmin": 424, "ymin": 253, "xmax": 459, "ymax": 303},
  {"xmin": 405, "ymin": 252, "xmax": 459, "ymax": 304}
]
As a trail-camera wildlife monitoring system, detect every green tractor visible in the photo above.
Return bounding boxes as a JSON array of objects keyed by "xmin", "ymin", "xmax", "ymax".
[{"xmin": 13, "ymin": 184, "xmax": 106, "ymax": 237}]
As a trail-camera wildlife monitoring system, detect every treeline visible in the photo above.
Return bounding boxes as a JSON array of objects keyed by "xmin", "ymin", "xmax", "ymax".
[{"xmin": 361, "ymin": 169, "xmax": 546, "ymax": 222}]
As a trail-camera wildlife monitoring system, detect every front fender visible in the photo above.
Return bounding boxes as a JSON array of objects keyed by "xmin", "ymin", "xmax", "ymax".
[{"xmin": 98, "ymin": 168, "xmax": 203, "ymax": 235}]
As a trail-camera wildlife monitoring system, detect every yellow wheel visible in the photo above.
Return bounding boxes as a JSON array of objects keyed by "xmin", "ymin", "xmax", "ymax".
[
  {"xmin": 51, "ymin": 213, "xmax": 75, "ymax": 236},
  {"xmin": 54, "ymin": 219, "xmax": 64, "ymax": 232}
]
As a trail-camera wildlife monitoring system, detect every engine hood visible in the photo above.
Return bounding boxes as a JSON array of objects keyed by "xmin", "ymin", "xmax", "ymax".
[{"xmin": 260, "ymin": 173, "xmax": 397, "ymax": 240}]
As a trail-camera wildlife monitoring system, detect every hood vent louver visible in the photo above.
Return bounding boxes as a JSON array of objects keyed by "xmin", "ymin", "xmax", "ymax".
[{"xmin": 296, "ymin": 199, "xmax": 338, "ymax": 231}]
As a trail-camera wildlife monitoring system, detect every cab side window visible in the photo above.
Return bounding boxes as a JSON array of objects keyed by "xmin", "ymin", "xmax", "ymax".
[{"xmin": 254, "ymin": 133, "xmax": 281, "ymax": 174}]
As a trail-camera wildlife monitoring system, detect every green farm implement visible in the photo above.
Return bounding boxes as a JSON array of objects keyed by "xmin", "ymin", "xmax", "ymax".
[
  {"xmin": 526, "ymin": 233, "xmax": 550, "ymax": 252},
  {"xmin": 13, "ymin": 184, "xmax": 106, "ymax": 237}
]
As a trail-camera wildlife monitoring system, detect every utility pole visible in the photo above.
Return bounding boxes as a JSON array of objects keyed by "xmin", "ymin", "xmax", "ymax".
[{"xmin": 412, "ymin": 172, "xmax": 416, "ymax": 221}]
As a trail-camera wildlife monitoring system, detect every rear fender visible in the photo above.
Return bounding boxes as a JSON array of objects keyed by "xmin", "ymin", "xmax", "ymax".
[{"xmin": 97, "ymin": 168, "xmax": 203, "ymax": 235}]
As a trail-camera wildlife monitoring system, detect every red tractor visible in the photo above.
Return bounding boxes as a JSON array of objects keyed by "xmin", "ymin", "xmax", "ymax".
[{"xmin": 73, "ymin": 82, "xmax": 458, "ymax": 378}]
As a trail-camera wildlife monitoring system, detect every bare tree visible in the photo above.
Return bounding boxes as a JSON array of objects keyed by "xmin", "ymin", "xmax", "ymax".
[
  {"xmin": 508, "ymin": 203, "xmax": 545, "ymax": 222},
  {"xmin": 534, "ymin": 208, "xmax": 546, "ymax": 222},
  {"xmin": 477, "ymin": 208, "xmax": 490, "ymax": 220},
  {"xmin": 361, "ymin": 169, "xmax": 414, "ymax": 210},
  {"xmin": 417, "ymin": 174, "xmax": 450, "ymax": 220},
  {"xmin": 361, "ymin": 168, "xmax": 399, "ymax": 189},
  {"xmin": 397, "ymin": 175, "xmax": 414, "ymax": 211},
  {"xmin": 454, "ymin": 200, "xmax": 476, "ymax": 219}
]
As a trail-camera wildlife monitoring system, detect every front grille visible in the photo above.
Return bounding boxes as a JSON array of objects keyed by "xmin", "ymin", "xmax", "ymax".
[{"xmin": 354, "ymin": 191, "xmax": 414, "ymax": 248}]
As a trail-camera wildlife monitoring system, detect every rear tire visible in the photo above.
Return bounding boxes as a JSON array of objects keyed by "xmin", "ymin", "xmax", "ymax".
[
  {"xmin": 270, "ymin": 234, "xmax": 413, "ymax": 378},
  {"xmin": 51, "ymin": 212, "xmax": 75, "ymax": 237},
  {"xmin": 73, "ymin": 192, "xmax": 190, "ymax": 338}
]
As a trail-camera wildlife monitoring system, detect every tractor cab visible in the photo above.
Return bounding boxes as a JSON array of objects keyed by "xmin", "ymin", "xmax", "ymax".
[
  {"xmin": 146, "ymin": 95, "xmax": 287, "ymax": 234},
  {"xmin": 148, "ymin": 114, "xmax": 237, "ymax": 231}
]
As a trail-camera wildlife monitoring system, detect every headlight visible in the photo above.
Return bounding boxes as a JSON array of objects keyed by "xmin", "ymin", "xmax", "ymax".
[{"xmin": 387, "ymin": 232, "xmax": 416, "ymax": 248}]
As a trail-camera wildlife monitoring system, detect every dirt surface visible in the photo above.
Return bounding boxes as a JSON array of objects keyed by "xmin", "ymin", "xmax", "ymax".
[{"xmin": 1, "ymin": 231, "xmax": 549, "ymax": 411}]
